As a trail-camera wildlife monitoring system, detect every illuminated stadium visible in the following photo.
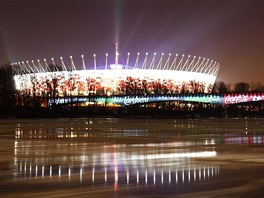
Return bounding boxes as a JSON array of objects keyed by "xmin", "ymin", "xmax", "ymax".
[{"xmin": 12, "ymin": 44, "xmax": 220, "ymax": 101}]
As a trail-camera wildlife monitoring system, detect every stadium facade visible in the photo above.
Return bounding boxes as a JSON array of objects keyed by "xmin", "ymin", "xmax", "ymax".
[{"xmin": 12, "ymin": 46, "xmax": 220, "ymax": 102}]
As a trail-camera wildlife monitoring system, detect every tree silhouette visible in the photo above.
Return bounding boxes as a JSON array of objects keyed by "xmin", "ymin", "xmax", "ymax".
[
  {"xmin": 212, "ymin": 81, "xmax": 229, "ymax": 94},
  {"xmin": 234, "ymin": 82, "xmax": 250, "ymax": 93},
  {"xmin": 0, "ymin": 64, "xmax": 16, "ymax": 107}
]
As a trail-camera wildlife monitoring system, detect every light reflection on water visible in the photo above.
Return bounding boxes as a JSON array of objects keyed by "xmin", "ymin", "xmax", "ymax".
[
  {"xmin": 1, "ymin": 118, "xmax": 264, "ymax": 194},
  {"xmin": 12, "ymin": 139, "xmax": 218, "ymax": 187}
]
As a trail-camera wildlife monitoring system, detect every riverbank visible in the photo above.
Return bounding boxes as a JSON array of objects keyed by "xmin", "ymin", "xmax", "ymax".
[{"xmin": 0, "ymin": 105, "xmax": 263, "ymax": 119}]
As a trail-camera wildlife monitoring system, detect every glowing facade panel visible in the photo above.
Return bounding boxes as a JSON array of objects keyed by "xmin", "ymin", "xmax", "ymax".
[
  {"xmin": 14, "ymin": 69, "xmax": 216, "ymax": 97},
  {"xmin": 12, "ymin": 53, "xmax": 219, "ymax": 97}
]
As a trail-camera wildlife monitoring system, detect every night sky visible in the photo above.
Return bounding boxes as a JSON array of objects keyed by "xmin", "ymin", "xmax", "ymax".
[{"xmin": 0, "ymin": 0, "xmax": 263, "ymax": 83}]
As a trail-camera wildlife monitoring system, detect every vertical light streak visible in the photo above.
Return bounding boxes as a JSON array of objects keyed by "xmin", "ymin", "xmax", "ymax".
[
  {"xmin": 59, "ymin": 165, "xmax": 61, "ymax": 177},
  {"xmin": 169, "ymin": 170, "xmax": 171, "ymax": 184},
  {"xmin": 153, "ymin": 169, "xmax": 156, "ymax": 185},
  {"xmin": 105, "ymin": 167, "xmax": 107, "ymax": 182},
  {"xmin": 176, "ymin": 170, "xmax": 178, "ymax": 183},
  {"xmin": 115, "ymin": 165, "xmax": 118, "ymax": 183},
  {"xmin": 145, "ymin": 169, "xmax": 148, "ymax": 184},
  {"xmin": 126, "ymin": 169, "xmax": 129, "ymax": 184},
  {"xmin": 42, "ymin": 165, "xmax": 44, "ymax": 178},
  {"xmin": 137, "ymin": 170, "xmax": 139, "ymax": 184},
  {"xmin": 182, "ymin": 169, "xmax": 185, "ymax": 183},
  {"xmin": 68, "ymin": 166, "xmax": 71, "ymax": 180},
  {"xmin": 35, "ymin": 165, "xmax": 38, "ymax": 178},
  {"xmin": 49, "ymin": 165, "xmax": 52, "ymax": 177},
  {"xmin": 194, "ymin": 167, "xmax": 196, "ymax": 182},
  {"xmin": 161, "ymin": 169, "xmax": 164, "ymax": 184},
  {"xmin": 92, "ymin": 167, "xmax": 95, "ymax": 183}
]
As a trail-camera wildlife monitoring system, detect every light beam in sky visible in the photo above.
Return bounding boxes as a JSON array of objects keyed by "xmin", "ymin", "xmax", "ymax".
[{"xmin": 113, "ymin": 0, "xmax": 121, "ymax": 44}]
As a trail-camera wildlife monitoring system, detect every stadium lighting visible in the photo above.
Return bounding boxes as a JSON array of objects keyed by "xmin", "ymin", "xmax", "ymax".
[{"xmin": 13, "ymin": 51, "xmax": 220, "ymax": 98}]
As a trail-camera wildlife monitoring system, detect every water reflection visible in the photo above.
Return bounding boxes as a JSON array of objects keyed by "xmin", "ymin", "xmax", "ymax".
[
  {"xmin": 12, "ymin": 162, "xmax": 219, "ymax": 186},
  {"xmin": 2, "ymin": 118, "xmax": 264, "ymax": 197},
  {"xmin": 14, "ymin": 118, "xmax": 264, "ymax": 146},
  {"xmin": 12, "ymin": 140, "xmax": 219, "ymax": 187},
  {"xmin": 11, "ymin": 117, "xmax": 264, "ymax": 190},
  {"xmin": 12, "ymin": 119, "xmax": 219, "ymax": 189}
]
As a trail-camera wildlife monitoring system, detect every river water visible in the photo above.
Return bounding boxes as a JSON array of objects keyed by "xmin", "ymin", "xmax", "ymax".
[{"xmin": 0, "ymin": 118, "xmax": 264, "ymax": 197}]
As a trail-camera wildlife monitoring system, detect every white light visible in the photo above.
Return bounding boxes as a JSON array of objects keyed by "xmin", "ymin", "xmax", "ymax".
[
  {"xmin": 146, "ymin": 52, "xmax": 148, "ymax": 55},
  {"xmin": 81, "ymin": 55, "xmax": 84, "ymax": 58},
  {"xmin": 70, "ymin": 56, "xmax": 72, "ymax": 59},
  {"xmin": 128, "ymin": 52, "xmax": 130, "ymax": 55},
  {"xmin": 26, "ymin": 61, "xmax": 29, "ymax": 63},
  {"xmin": 93, "ymin": 54, "xmax": 96, "ymax": 57},
  {"xmin": 105, "ymin": 53, "xmax": 108, "ymax": 56},
  {"xmin": 44, "ymin": 59, "xmax": 46, "ymax": 61},
  {"xmin": 137, "ymin": 52, "xmax": 140, "ymax": 55},
  {"xmin": 51, "ymin": 58, "xmax": 54, "ymax": 61},
  {"xmin": 176, "ymin": 54, "xmax": 178, "ymax": 56},
  {"xmin": 154, "ymin": 52, "xmax": 156, "ymax": 55},
  {"xmin": 162, "ymin": 53, "xmax": 164, "ymax": 56},
  {"xmin": 169, "ymin": 53, "xmax": 171, "ymax": 56},
  {"xmin": 60, "ymin": 57, "xmax": 63, "ymax": 60},
  {"xmin": 31, "ymin": 60, "xmax": 34, "ymax": 63},
  {"xmin": 37, "ymin": 59, "xmax": 40, "ymax": 62}
]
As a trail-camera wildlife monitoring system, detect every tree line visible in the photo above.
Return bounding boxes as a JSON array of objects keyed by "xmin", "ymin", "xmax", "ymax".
[{"xmin": 212, "ymin": 81, "xmax": 264, "ymax": 94}]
